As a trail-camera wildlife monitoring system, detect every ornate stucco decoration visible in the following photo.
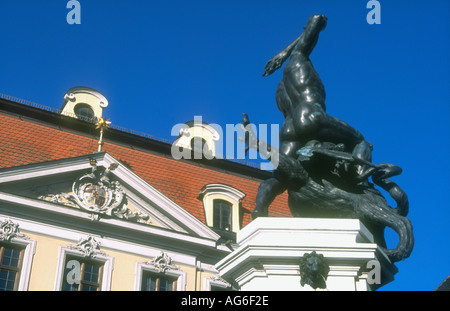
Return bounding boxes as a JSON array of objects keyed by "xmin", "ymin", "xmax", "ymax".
[
  {"xmin": 144, "ymin": 252, "xmax": 179, "ymax": 273},
  {"xmin": 208, "ymin": 274, "xmax": 232, "ymax": 288},
  {"xmin": 0, "ymin": 218, "xmax": 29, "ymax": 242},
  {"xmin": 67, "ymin": 236, "xmax": 106, "ymax": 258},
  {"xmin": 38, "ymin": 159, "xmax": 150, "ymax": 223}
]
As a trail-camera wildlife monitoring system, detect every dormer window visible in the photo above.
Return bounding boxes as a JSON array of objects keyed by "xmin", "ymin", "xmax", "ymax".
[
  {"xmin": 60, "ymin": 86, "xmax": 108, "ymax": 122},
  {"xmin": 173, "ymin": 119, "xmax": 220, "ymax": 159},
  {"xmin": 198, "ymin": 184, "xmax": 246, "ymax": 234},
  {"xmin": 74, "ymin": 104, "xmax": 95, "ymax": 121}
]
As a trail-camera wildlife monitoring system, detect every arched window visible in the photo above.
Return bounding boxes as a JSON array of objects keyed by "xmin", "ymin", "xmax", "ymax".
[{"xmin": 74, "ymin": 104, "xmax": 95, "ymax": 121}]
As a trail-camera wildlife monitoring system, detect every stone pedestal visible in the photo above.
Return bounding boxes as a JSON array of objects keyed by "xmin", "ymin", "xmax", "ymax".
[{"xmin": 215, "ymin": 218, "xmax": 397, "ymax": 291}]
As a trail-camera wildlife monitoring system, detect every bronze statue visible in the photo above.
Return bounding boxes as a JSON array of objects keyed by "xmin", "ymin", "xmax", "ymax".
[{"xmin": 242, "ymin": 15, "xmax": 413, "ymax": 263}]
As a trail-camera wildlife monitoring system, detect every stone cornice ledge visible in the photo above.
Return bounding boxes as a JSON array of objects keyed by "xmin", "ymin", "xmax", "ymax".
[{"xmin": 0, "ymin": 191, "xmax": 222, "ymax": 254}]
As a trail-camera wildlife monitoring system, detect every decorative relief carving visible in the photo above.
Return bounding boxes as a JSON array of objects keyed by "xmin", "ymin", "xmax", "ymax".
[
  {"xmin": 67, "ymin": 236, "xmax": 106, "ymax": 258},
  {"xmin": 38, "ymin": 159, "xmax": 150, "ymax": 223},
  {"xmin": 0, "ymin": 218, "xmax": 29, "ymax": 242},
  {"xmin": 38, "ymin": 193, "xmax": 77, "ymax": 207},
  {"xmin": 208, "ymin": 274, "xmax": 232, "ymax": 287},
  {"xmin": 144, "ymin": 251, "xmax": 179, "ymax": 273}
]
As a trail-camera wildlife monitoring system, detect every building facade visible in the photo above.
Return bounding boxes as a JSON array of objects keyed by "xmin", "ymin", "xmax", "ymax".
[{"xmin": 0, "ymin": 89, "xmax": 289, "ymax": 291}]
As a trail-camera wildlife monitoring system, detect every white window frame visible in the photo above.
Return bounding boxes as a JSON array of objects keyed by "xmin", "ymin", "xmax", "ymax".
[
  {"xmin": 199, "ymin": 184, "xmax": 245, "ymax": 233},
  {"xmin": 54, "ymin": 243, "xmax": 114, "ymax": 291},
  {"xmin": 135, "ymin": 262, "xmax": 186, "ymax": 291},
  {"xmin": 0, "ymin": 217, "xmax": 36, "ymax": 291},
  {"xmin": 0, "ymin": 237, "xmax": 36, "ymax": 291}
]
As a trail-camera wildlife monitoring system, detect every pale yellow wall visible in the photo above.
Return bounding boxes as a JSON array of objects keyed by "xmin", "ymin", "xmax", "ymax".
[
  {"xmin": 25, "ymin": 232, "xmax": 70, "ymax": 291},
  {"xmin": 21, "ymin": 230, "xmax": 212, "ymax": 291},
  {"xmin": 196, "ymin": 270, "xmax": 216, "ymax": 291},
  {"xmin": 106, "ymin": 248, "xmax": 141, "ymax": 291}
]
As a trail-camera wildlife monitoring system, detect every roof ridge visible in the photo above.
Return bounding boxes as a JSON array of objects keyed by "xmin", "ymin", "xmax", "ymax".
[{"xmin": 0, "ymin": 93, "xmax": 262, "ymax": 170}]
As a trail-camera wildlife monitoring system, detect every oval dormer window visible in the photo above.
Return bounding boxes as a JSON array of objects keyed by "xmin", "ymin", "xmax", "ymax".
[{"xmin": 74, "ymin": 103, "xmax": 95, "ymax": 121}]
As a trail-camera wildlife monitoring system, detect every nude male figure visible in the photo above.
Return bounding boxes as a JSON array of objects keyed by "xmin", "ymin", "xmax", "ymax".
[{"xmin": 252, "ymin": 15, "xmax": 372, "ymax": 218}]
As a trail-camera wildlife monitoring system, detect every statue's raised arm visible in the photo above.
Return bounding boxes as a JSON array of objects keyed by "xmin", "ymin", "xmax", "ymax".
[{"xmin": 263, "ymin": 14, "xmax": 327, "ymax": 77}]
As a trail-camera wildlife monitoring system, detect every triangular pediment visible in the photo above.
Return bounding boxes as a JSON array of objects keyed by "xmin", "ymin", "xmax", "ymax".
[{"xmin": 0, "ymin": 152, "xmax": 220, "ymax": 241}]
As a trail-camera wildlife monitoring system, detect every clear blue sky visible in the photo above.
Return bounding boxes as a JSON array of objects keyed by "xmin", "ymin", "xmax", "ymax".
[{"xmin": 1, "ymin": 0, "xmax": 449, "ymax": 291}]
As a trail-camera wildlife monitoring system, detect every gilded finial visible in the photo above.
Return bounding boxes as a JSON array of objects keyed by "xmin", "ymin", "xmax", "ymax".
[{"xmin": 95, "ymin": 117, "xmax": 111, "ymax": 152}]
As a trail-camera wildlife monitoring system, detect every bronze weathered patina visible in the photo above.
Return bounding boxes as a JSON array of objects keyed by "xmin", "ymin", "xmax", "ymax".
[
  {"xmin": 242, "ymin": 15, "xmax": 414, "ymax": 263},
  {"xmin": 299, "ymin": 251, "xmax": 329, "ymax": 289}
]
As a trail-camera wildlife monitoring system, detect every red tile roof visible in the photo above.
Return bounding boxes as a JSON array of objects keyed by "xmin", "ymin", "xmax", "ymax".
[{"xmin": 0, "ymin": 110, "xmax": 290, "ymax": 228}]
